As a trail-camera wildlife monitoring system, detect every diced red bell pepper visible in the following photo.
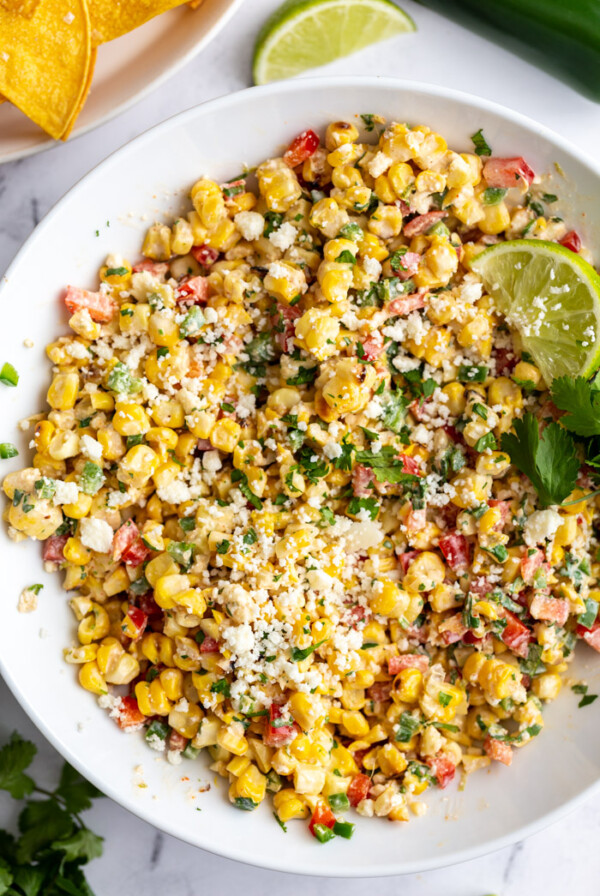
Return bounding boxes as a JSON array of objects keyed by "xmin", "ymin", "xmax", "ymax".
[
  {"xmin": 578, "ymin": 622, "xmax": 600, "ymax": 652},
  {"xmin": 137, "ymin": 593, "xmax": 162, "ymax": 617},
  {"xmin": 483, "ymin": 157, "xmax": 535, "ymax": 189},
  {"xmin": 426, "ymin": 755, "xmax": 456, "ymax": 789},
  {"xmin": 388, "ymin": 654, "xmax": 429, "ymax": 675},
  {"xmin": 352, "ymin": 463, "xmax": 375, "ymax": 497},
  {"xmin": 308, "ymin": 801, "xmax": 336, "ymax": 836},
  {"xmin": 387, "ymin": 290, "xmax": 427, "ymax": 316},
  {"xmin": 488, "ymin": 499, "xmax": 512, "ymax": 526},
  {"xmin": 559, "ymin": 230, "xmax": 582, "ymax": 253},
  {"xmin": 283, "ymin": 129, "xmax": 320, "ymax": 168},
  {"xmin": 397, "ymin": 453, "xmax": 421, "ymax": 476},
  {"xmin": 403, "ymin": 210, "xmax": 447, "ymax": 238},
  {"xmin": 114, "ymin": 696, "xmax": 145, "ymax": 731},
  {"xmin": 263, "ymin": 704, "xmax": 299, "ymax": 747},
  {"xmin": 132, "ymin": 260, "xmax": 169, "ymax": 276},
  {"xmin": 399, "ymin": 550, "xmax": 421, "ymax": 574},
  {"xmin": 175, "ymin": 275, "xmax": 209, "ymax": 304},
  {"xmin": 122, "ymin": 537, "xmax": 151, "ymax": 568},
  {"xmin": 521, "ymin": 548, "xmax": 544, "ymax": 583},
  {"xmin": 438, "ymin": 532, "xmax": 471, "ymax": 572},
  {"xmin": 168, "ymin": 730, "xmax": 188, "ymax": 752},
  {"xmin": 529, "ymin": 593, "xmax": 569, "ymax": 626},
  {"xmin": 406, "ymin": 507, "xmax": 426, "ymax": 533},
  {"xmin": 200, "ymin": 636, "xmax": 220, "ymax": 653},
  {"xmin": 360, "ymin": 330, "xmax": 384, "ymax": 360},
  {"xmin": 439, "ymin": 613, "xmax": 469, "ymax": 645},
  {"xmin": 390, "ymin": 250, "xmax": 420, "ymax": 280},
  {"xmin": 500, "ymin": 609, "xmax": 532, "ymax": 658},
  {"xmin": 113, "ymin": 520, "xmax": 140, "ymax": 563},
  {"xmin": 484, "ymin": 735, "xmax": 513, "ymax": 766},
  {"xmin": 342, "ymin": 605, "xmax": 368, "ymax": 628},
  {"xmin": 273, "ymin": 302, "xmax": 302, "ymax": 353},
  {"xmin": 42, "ymin": 534, "xmax": 68, "ymax": 562},
  {"xmin": 493, "ymin": 348, "xmax": 517, "ymax": 377},
  {"xmin": 191, "ymin": 245, "xmax": 219, "ymax": 267},
  {"xmin": 366, "ymin": 681, "xmax": 393, "ymax": 703},
  {"xmin": 64, "ymin": 285, "xmax": 116, "ymax": 323},
  {"xmin": 126, "ymin": 606, "xmax": 148, "ymax": 639},
  {"xmin": 347, "ymin": 773, "xmax": 371, "ymax": 807}
]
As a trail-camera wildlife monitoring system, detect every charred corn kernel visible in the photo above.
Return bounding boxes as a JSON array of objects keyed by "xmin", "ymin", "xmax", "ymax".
[
  {"xmin": 370, "ymin": 580, "xmax": 410, "ymax": 618},
  {"xmin": 79, "ymin": 661, "xmax": 107, "ymax": 695},
  {"xmin": 478, "ymin": 658, "xmax": 521, "ymax": 700},
  {"xmin": 112, "ymin": 402, "xmax": 150, "ymax": 437},
  {"xmin": 325, "ymin": 120, "xmax": 359, "ymax": 150},
  {"xmin": 63, "ymin": 537, "xmax": 92, "ymax": 565},
  {"xmin": 394, "ymin": 668, "xmax": 423, "ymax": 703},
  {"xmin": 142, "ymin": 223, "xmax": 171, "ymax": 261}
]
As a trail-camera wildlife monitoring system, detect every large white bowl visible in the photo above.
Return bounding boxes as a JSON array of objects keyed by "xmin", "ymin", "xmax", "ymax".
[{"xmin": 2, "ymin": 78, "xmax": 600, "ymax": 877}]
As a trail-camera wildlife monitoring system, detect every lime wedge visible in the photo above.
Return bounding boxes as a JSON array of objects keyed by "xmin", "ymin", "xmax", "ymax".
[
  {"xmin": 253, "ymin": 0, "xmax": 415, "ymax": 85},
  {"xmin": 471, "ymin": 240, "xmax": 600, "ymax": 384}
]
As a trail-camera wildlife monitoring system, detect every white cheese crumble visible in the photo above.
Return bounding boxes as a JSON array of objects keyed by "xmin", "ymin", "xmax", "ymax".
[
  {"xmin": 523, "ymin": 509, "xmax": 563, "ymax": 546},
  {"xmin": 157, "ymin": 479, "xmax": 192, "ymax": 504},
  {"xmin": 18, "ymin": 587, "xmax": 39, "ymax": 613},
  {"xmin": 53, "ymin": 480, "xmax": 80, "ymax": 505},
  {"xmin": 80, "ymin": 517, "xmax": 114, "ymax": 553},
  {"xmin": 80, "ymin": 434, "xmax": 103, "ymax": 462},
  {"xmin": 234, "ymin": 211, "xmax": 265, "ymax": 242},
  {"xmin": 269, "ymin": 222, "xmax": 297, "ymax": 251},
  {"xmin": 202, "ymin": 450, "xmax": 222, "ymax": 473}
]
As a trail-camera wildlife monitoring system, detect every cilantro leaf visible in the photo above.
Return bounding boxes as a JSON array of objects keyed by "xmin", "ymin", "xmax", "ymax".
[
  {"xmin": 17, "ymin": 800, "xmax": 74, "ymax": 863},
  {"xmin": 500, "ymin": 413, "xmax": 578, "ymax": 506},
  {"xmin": 56, "ymin": 764, "xmax": 103, "ymax": 815},
  {"xmin": 551, "ymin": 376, "xmax": 600, "ymax": 437},
  {"xmin": 51, "ymin": 828, "xmax": 104, "ymax": 864},
  {"xmin": 355, "ymin": 446, "xmax": 419, "ymax": 485},
  {"xmin": 0, "ymin": 733, "xmax": 36, "ymax": 799}
]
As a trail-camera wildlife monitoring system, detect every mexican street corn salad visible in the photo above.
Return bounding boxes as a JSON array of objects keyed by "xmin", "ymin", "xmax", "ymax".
[{"xmin": 4, "ymin": 117, "xmax": 600, "ymax": 840}]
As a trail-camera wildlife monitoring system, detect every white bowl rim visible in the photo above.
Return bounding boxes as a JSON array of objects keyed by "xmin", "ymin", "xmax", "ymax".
[
  {"xmin": 3, "ymin": 75, "xmax": 600, "ymax": 876},
  {"xmin": 0, "ymin": 0, "xmax": 245, "ymax": 166}
]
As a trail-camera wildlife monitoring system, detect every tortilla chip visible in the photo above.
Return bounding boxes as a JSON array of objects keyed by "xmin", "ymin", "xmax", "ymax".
[
  {"xmin": 60, "ymin": 46, "xmax": 96, "ymax": 140},
  {"xmin": 89, "ymin": 0, "xmax": 189, "ymax": 45},
  {"xmin": 0, "ymin": 0, "xmax": 92, "ymax": 139},
  {"xmin": 0, "ymin": 0, "xmax": 40, "ymax": 17}
]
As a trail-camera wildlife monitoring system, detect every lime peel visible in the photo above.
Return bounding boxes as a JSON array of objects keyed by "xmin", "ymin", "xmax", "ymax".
[
  {"xmin": 470, "ymin": 239, "xmax": 600, "ymax": 384},
  {"xmin": 253, "ymin": 0, "xmax": 416, "ymax": 85}
]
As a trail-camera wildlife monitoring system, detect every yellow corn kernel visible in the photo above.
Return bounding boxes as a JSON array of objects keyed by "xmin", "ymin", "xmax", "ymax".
[
  {"xmin": 90, "ymin": 391, "xmax": 114, "ymax": 411},
  {"xmin": 554, "ymin": 515, "xmax": 578, "ymax": 547},
  {"xmin": 227, "ymin": 755, "xmax": 251, "ymax": 777},
  {"xmin": 403, "ymin": 551, "xmax": 445, "ymax": 593},
  {"xmin": 148, "ymin": 312, "xmax": 179, "ymax": 348},
  {"xmin": 69, "ymin": 310, "xmax": 101, "ymax": 341},
  {"xmin": 77, "ymin": 604, "xmax": 110, "ymax": 645},
  {"xmin": 451, "ymin": 469, "xmax": 491, "ymax": 509},
  {"xmin": 394, "ymin": 668, "xmax": 423, "ymax": 703},
  {"xmin": 373, "ymin": 174, "xmax": 396, "ymax": 204},
  {"xmin": 329, "ymin": 742, "xmax": 358, "ymax": 776},
  {"xmin": 479, "ymin": 202, "xmax": 511, "ymax": 235},
  {"xmin": 171, "ymin": 217, "xmax": 194, "ymax": 255},
  {"xmin": 119, "ymin": 303, "xmax": 151, "ymax": 335},
  {"xmin": 150, "ymin": 399, "xmax": 185, "ymax": 429},
  {"xmin": 388, "ymin": 161, "xmax": 414, "ymax": 196},
  {"xmin": 47, "ymin": 372, "xmax": 79, "ymax": 410},
  {"xmin": 210, "ymin": 418, "xmax": 241, "ymax": 453},
  {"xmin": 414, "ymin": 235, "xmax": 458, "ymax": 289},
  {"xmin": 78, "ymin": 661, "xmax": 107, "ymax": 695},
  {"xmin": 370, "ymin": 580, "xmax": 410, "ymax": 618},
  {"xmin": 159, "ymin": 668, "xmax": 184, "ymax": 701},
  {"xmin": 97, "ymin": 427, "xmax": 124, "ymax": 460},
  {"xmin": 310, "ymin": 197, "xmax": 349, "ymax": 239},
  {"xmin": 141, "ymin": 632, "xmax": 175, "ymax": 666},
  {"xmin": 256, "ymin": 158, "xmax": 302, "ymax": 212},
  {"xmin": 377, "ymin": 743, "xmax": 408, "ymax": 777},
  {"xmin": 155, "ymin": 574, "xmax": 190, "ymax": 610},
  {"xmin": 103, "ymin": 566, "xmax": 130, "ymax": 597},
  {"xmin": 169, "ymin": 703, "xmax": 203, "ymax": 739},
  {"xmin": 142, "ymin": 224, "xmax": 171, "ymax": 261},
  {"xmin": 340, "ymin": 711, "xmax": 369, "ymax": 738},
  {"xmin": 217, "ymin": 725, "xmax": 248, "ymax": 756},
  {"xmin": 488, "ymin": 377, "xmax": 522, "ymax": 410},
  {"xmin": 63, "ymin": 537, "xmax": 92, "ymax": 566},
  {"xmin": 145, "ymin": 552, "xmax": 180, "ymax": 587},
  {"xmin": 532, "ymin": 672, "xmax": 562, "ymax": 701},
  {"xmin": 358, "ymin": 231, "xmax": 389, "ymax": 262},
  {"xmin": 191, "ymin": 178, "xmax": 226, "ymax": 228},
  {"xmin": 112, "ymin": 402, "xmax": 150, "ymax": 437},
  {"xmin": 273, "ymin": 790, "xmax": 309, "ymax": 821},
  {"xmin": 48, "ymin": 431, "xmax": 79, "ymax": 461},
  {"xmin": 119, "ymin": 444, "xmax": 159, "ymax": 488},
  {"xmin": 135, "ymin": 680, "xmax": 172, "ymax": 716},
  {"xmin": 64, "ymin": 644, "xmax": 98, "ymax": 664},
  {"xmin": 235, "ymin": 764, "xmax": 267, "ymax": 803},
  {"xmin": 61, "ymin": 492, "xmax": 93, "ymax": 519},
  {"xmin": 295, "ymin": 308, "xmax": 340, "ymax": 361},
  {"xmin": 325, "ymin": 120, "xmax": 359, "ymax": 150},
  {"xmin": 34, "ymin": 420, "xmax": 55, "ymax": 453},
  {"xmin": 368, "ymin": 205, "xmax": 403, "ymax": 239},
  {"xmin": 442, "ymin": 382, "xmax": 466, "ymax": 415}
]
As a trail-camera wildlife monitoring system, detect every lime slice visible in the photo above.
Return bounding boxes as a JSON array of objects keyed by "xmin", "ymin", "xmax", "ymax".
[
  {"xmin": 471, "ymin": 240, "xmax": 600, "ymax": 384},
  {"xmin": 253, "ymin": 0, "xmax": 415, "ymax": 85}
]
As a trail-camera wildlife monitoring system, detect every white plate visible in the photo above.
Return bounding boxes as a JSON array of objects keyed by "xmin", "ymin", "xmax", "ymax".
[
  {"xmin": 0, "ymin": 0, "xmax": 244, "ymax": 164},
  {"xmin": 2, "ymin": 77, "xmax": 600, "ymax": 877}
]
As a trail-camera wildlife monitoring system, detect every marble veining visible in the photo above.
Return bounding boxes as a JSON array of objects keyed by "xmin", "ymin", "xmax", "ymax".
[{"xmin": 1, "ymin": 1, "xmax": 600, "ymax": 891}]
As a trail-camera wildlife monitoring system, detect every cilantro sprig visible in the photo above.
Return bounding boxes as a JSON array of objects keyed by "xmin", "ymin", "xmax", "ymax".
[
  {"xmin": 0, "ymin": 732, "xmax": 103, "ymax": 894},
  {"xmin": 551, "ymin": 376, "xmax": 600, "ymax": 437},
  {"xmin": 500, "ymin": 413, "xmax": 578, "ymax": 506}
]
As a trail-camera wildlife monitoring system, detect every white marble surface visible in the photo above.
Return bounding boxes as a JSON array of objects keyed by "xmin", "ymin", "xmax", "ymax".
[{"xmin": 1, "ymin": 0, "xmax": 600, "ymax": 891}]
